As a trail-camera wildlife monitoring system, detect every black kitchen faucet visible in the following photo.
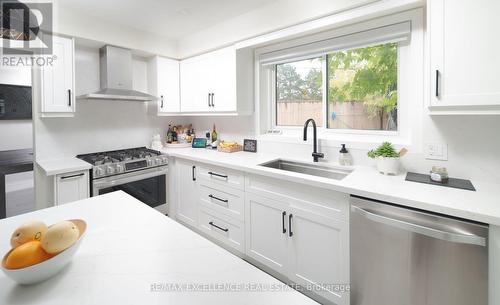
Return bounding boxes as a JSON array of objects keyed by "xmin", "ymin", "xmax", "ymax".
[{"xmin": 303, "ymin": 118, "xmax": 324, "ymax": 162}]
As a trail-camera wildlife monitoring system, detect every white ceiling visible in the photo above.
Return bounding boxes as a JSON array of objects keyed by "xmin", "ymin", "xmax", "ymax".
[{"xmin": 59, "ymin": 0, "xmax": 279, "ymax": 40}]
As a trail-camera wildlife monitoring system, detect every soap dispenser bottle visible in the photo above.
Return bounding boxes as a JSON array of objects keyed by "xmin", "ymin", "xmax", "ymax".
[{"xmin": 339, "ymin": 144, "xmax": 352, "ymax": 166}]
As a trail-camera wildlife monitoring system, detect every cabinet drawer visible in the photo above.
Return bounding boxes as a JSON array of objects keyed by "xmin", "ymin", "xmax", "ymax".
[
  {"xmin": 199, "ymin": 183, "xmax": 244, "ymax": 222},
  {"xmin": 197, "ymin": 163, "xmax": 244, "ymax": 190},
  {"xmin": 198, "ymin": 206, "xmax": 244, "ymax": 253},
  {"xmin": 245, "ymin": 174, "xmax": 349, "ymax": 221}
]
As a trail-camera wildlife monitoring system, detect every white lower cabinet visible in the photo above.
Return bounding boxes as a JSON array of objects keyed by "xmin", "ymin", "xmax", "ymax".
[
  {"xmin": 245, "ymin": 193, "xmax": 289, "ymax": 275},
  {"xmin": 199, "ymin": 182, "xmax": 245, "ymax": 221},
  {"xmin": 198, "ymin": 206, "xmax": 244, "ymax": 253},
  {"xmin": 245, "ymin": 192, "xmax": 349, "ymax": 305},
  {"xmin": 172, "ymin": 158, "xmax": 349, "ymax": 304},
  {"xmin": 288, "ymin": 205, "xmax": 349, "ymax": 305},
  {"xmin": 55, "ymin": 170, "xmax": 89, "ymax": 205},
  {"xmin": 175, "ymin": 159, "xmax": 199, "ymax": 227}
]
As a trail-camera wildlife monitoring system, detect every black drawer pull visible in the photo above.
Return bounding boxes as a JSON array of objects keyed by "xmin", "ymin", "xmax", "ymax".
[
  {"xmin": 288, "ymin": 214, "xmax": 293, "ymax": 237},
  {"xmin": 208, "ymin": 171, "xmax": 228, "ymax": 179},
  {"xmin": 209, "ymin": 194, "xmax": 228, "ymax": 203},
  {"xmin": 209, "ymin": 221, "xmax": 229, "ymax": 232},
  {"xmin": 435, "ymin": 70, "xmax": 440, "ymax": 97},
  {"xmin": 282, "ymin": 211, "xmax": 287, "ymax": 234},
  {"xmin": 60, "ymin": 173, "xmax": 84, "ymax": 180}
]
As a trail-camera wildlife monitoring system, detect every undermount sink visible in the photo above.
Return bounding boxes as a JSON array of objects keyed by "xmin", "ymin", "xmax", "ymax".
[{"xmin": 259, "ymin": 159, "xmax": 352, "ymax": 180}]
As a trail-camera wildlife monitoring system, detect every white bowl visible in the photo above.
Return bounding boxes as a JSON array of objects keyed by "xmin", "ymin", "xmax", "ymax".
[{"xmin": 1, "ymin": 219, "xmax": 86, "ymax": 285}]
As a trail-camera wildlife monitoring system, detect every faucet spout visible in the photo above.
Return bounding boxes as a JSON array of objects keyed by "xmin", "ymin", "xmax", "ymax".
[{"xmin": 303, "ymin": 119, "xmax": 324, "ymax": 162}]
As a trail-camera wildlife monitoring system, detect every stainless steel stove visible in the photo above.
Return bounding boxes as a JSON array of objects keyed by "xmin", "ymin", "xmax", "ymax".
[{"xmin": 77, "ymin": 147, "xmax": 169, "ymax": 214}]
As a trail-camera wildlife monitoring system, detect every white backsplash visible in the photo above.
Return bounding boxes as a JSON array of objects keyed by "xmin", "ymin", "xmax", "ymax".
[{"xmin": 188, "ymin": 115, "xmax": 500, "ymax": 184}]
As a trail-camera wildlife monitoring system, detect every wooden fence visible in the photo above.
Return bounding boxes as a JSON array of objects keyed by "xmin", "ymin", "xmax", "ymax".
[{"xmin": 276, "ymin": 100, "xmax": 390, "ymax": 130}]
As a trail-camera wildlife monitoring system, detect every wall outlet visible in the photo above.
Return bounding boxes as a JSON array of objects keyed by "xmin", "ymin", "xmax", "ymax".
[{"xmin": 425, "ymin": 143, "xmax": 448, "ymax": 161}]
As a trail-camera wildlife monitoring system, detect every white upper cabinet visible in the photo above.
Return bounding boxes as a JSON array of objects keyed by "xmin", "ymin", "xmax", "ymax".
[
  {"xmin": 207, "ymin": 47, "xmax": 237, "ymax": 112},
  {"xmin": 40, "ymin": 35, "xmax": 75, "ymax": 117},
  {"xmin": 180, "ymin": 45, "xmax": 254, "ymax": 115},
  {"xmin": 147, "ymin": 56, "xmax": 180, "ymax": 114},
  {"xmin": 180, "ymin": 52, "xmax": 212, "ymax": 113},
  {"xmin": 429, "ymin": 0, "xmax": 500, "ymax": 114}
]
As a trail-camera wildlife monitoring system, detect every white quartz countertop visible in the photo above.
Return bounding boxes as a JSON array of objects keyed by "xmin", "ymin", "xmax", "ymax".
[
  {"xmin": 161, "ymin": 147, "xmax": 500, "ymax": 226},
  {"xmin": 36, "ymin": 157, "xmax": 92, "ymax": 176},
  {"xmin": 0, "ymin": 191, "xmax": 318, "ymax": 305}
]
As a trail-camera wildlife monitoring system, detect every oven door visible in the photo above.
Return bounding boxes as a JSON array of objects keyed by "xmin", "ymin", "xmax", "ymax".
[{"xmin": 92, "ymin": 166, "xmax": 168, "ymax": 214}]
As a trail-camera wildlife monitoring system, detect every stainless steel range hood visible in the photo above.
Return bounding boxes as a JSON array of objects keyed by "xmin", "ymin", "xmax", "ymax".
[{"xmin": 79, "ymin": 45, "xmax": 157, "ymax": 101}]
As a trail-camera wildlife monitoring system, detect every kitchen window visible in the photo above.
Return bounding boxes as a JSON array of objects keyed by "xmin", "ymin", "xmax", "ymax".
[
  {"xmin": 327, "ymin": 43, "xmax": 398, "ymax": 131},
  {"xmin": 258, "ymin": 12, "xmax": 423, "ymax": 144},
  {"xmin": 275, "ymin": 42, "xmax": 398, "ymax": 131},
  {"xmin": 276, "ymin": 57, "xmax": 324, "ymax": 126}
]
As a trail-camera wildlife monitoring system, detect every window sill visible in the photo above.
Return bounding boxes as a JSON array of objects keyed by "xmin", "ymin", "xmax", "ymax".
[{"xmin": 257, "ymin": 131, "xmax": 414, "ymax": 151}]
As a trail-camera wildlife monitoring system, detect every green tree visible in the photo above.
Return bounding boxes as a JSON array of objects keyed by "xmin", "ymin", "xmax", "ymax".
[
  {"xmin": 304, "ymin": 68, "xmax": 322, "ymax": 100},
  {"xmin": 327, "ymin": 43, "xmax": 398, "ymax": 116},
  {"xmin": 276, "ymin": 64, "xmax": 304, "ymax": 100}
]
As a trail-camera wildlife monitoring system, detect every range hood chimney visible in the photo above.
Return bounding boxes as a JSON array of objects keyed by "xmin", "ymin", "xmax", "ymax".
[{"xmin": 79, "ymin": 45, "xmax": 157, "ymax": 101}]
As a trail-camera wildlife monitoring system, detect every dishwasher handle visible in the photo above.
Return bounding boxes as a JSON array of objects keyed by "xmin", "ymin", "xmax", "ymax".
[{"xmin": 351, "ymin": 205, "xmax": 486, "ymax": 247}]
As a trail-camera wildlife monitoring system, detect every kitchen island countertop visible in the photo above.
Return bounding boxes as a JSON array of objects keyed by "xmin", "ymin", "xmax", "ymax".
[{"xmin": 0, "ymin": 191, "xmax": 318, "ymax": 305}]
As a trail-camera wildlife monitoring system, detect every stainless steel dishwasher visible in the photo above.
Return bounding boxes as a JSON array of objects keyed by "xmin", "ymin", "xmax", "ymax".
[{"xmin": 350, "ymin": 195, "xmax": 488, "ymax": 305}]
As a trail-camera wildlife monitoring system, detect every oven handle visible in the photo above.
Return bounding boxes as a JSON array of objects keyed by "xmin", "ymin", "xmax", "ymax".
[{"xmin": 93, "ymin": 166, "xmax": 168, "ymax": 192}]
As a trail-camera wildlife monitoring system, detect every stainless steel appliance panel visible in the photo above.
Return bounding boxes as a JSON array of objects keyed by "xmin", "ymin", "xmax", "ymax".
[
  {"xmin": 93, "ymin": 166, "xmax": 168, "ymax": 213},
  {"xmin": 350, "ymin": 196, "xmax": 488, "ymax": 305}
]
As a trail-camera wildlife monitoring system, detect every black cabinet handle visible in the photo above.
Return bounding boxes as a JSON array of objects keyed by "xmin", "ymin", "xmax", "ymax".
[
  {"xmin": 208, "ymin": 171, "xmax": 228, "ymax": 179},
  {"xmin": 282, "ymin": 211, "xmax": 287, "ymax": 234},
  {"xmin": 68, "ymin": 89, "xmax": 72, "ymax": 106},
  {"xmin": 209, "ymin": 194, "xmax": 228, "ymax": 203},
  {"xmin": 288, "ymin": 214, "xmax": 293, "ymax": 237},
  {"xmin": 435, "ymin": 70, "xmax": 440, "ymax": 97},
  {"xmin": 208, "ymin": 93, "xmax": 211, "ymax": 107},
  {"xmin": 60, "ymin": 173, "xmax": 84, "ymax": 180},
  {"xmin": 192, "ymin": 166, "xmax": 196, "ymax": 181},
  {"xmin": 211, "ymin": 93, "xmax": 215, "ymax": 107},
  {"xmin": 209, "ymin": 221, "xmax": 229, "ymax": 232},
  {"xmin": 160, "ymin": 95, "xmax": 164, "ymax": 108}
]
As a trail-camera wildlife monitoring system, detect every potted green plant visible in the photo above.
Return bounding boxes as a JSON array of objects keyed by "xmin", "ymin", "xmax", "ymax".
[{"xmin": 367, "ymin": 142, "xmax": 406, "ymax": 175}]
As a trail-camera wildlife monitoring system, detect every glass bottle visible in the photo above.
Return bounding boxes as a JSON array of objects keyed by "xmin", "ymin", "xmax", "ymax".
[
  {"xmin": 166, "ymin": 124, "xmax": 173, "ymax": 144},
  {"xmin": 211, "ymin": 124, "xmax": 218, "ymax": 143}
]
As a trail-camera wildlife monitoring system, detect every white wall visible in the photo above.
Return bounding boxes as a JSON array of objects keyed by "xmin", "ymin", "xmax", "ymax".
[
  {"xmin": 185, "ymin": 111, "xmax": 500, "ymax": 184},
  {"xmin": 177, "ymin": 0, "xmax": 379, "ymax": 57},
  {"xmin": 53, "ymin": 1, "xmax": 177, "ymax": 58},
  {"xmin": 255, "ymin": 116, "xmax": 500, "ymax": 184},
  {"xmin": 34, "ymin": 46, "xmax": 185, "ymax": 159},
  {"xmin": 0, "ymin": 64, "xmax": 32, "ymax": 150}
]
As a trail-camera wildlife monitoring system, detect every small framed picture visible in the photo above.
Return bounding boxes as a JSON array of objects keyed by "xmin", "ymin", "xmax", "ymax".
[{"xmin": 243, "ymin": 139, "xmax": 257, "ymax": 153}]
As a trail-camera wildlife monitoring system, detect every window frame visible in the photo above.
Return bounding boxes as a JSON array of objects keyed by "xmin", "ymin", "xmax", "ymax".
[
  {"xmin": 255, "ymin": 9, "xmax": 424, "ymax": 149},
  {"xmin": 273, "ymin": 55, "xmax": 326, "ymax": 128},
  {"xmin": 271, "ymin": 42, "xmax": 401, "ymax": 136}
]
